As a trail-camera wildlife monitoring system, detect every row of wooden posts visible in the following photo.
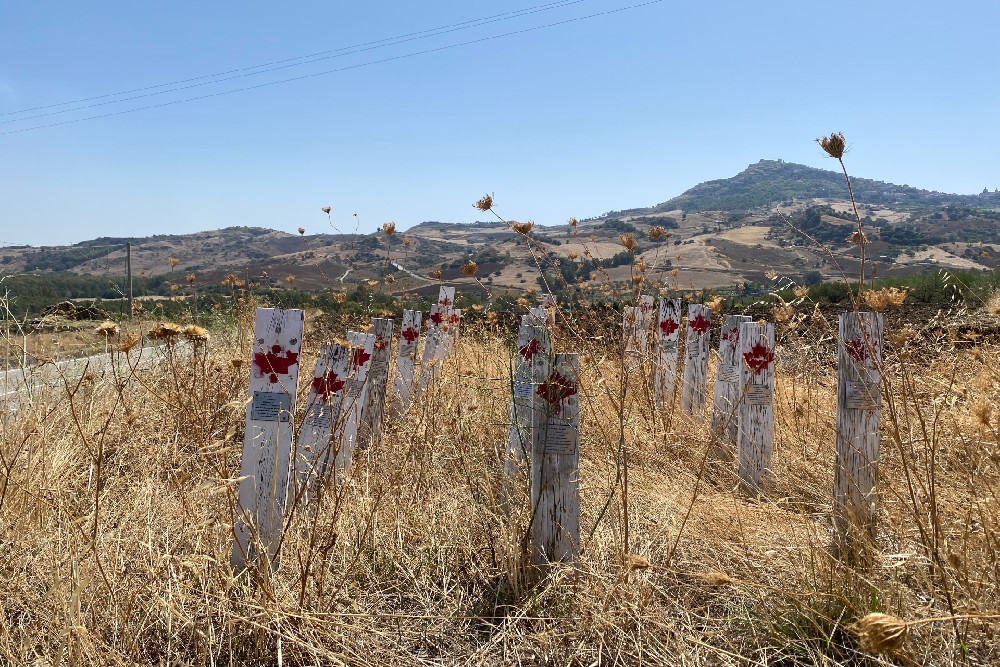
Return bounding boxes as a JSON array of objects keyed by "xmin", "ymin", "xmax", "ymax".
[{"xmin": 230, "ymin": 288, "xmax": 884, "ymax": 571}]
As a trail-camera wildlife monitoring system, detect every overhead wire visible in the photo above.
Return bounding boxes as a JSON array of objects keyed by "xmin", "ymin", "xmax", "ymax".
[
  {"xmin": 0, "ymin": 0, "xmax": 587, "ymax": 123},
  {"xmin": 1, "ymin": 0, "xmax": 664, "ymax": 136}
]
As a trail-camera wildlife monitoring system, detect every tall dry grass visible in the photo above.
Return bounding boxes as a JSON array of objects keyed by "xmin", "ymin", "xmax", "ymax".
[{"xmin": 1, "ymin": 294, "xmax": 998, "ymax": 666}]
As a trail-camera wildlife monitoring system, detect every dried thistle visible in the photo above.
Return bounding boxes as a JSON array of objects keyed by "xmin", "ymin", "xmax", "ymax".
[
  {"xmin": 631, "ymin": 275, "xmax": 643, "ymax": 285},
  {"xmin": 460, "ymin": 260, "xmax": 478, "ymax": 277},
  {"xmin": 366, "ymin": 280, "xmax": 379, "ymax": 287},
  {"xmin": 321, "ymin": 206, "xmax": 331, "ymax": 214},
  {"xmin": 864, "ymin": 287, "xmax": 908, "ymax": 312},
  {"xmin": 647, "ymin": 226, "xmax": 665, "ymax": 239},
  {"xmin": 95, "ymin": 321, "xmax": 120, "ymax": 337},
  {"xmin": 116, "ymin": 332, "xmax": 141, "ymax": 352},
  {"xmin": 474, "ymin": 194, "xmax": 494, "ymax": 211},
  {"xmin": 183, "ymin": 325, "xmax": 209, "ymax": 342},
  {"xmin": 567, "ymin": 217, "xmax": 578, "ymax": 228},
  {"xmin": 765, "ymin": 271, "xmax": 779, "ymax": 281},
  {"xmin": 286, "ymin": 275, "xmax": 296, "ymax": 285},
  {"xmin": 706, "ymin": 295, "xmax": 722, "ymax": 314},
  {"xmin": 847, "ymin": 613, "xmax": 908, "ymax": 655},
  {"xmin": 432, "ymin": 270, "xmax": 442, "ymax": 280},
  {"xmin": 167, "ymin": 257, "xmax": 180, "ymax": 269},
  {"xmin": 382, "ymin": 221, "xmax": 396, "ymax": 236},
  {"xmin": 620, "ymin": 233, "xmax": 638, "ymax": 252},
  {"xmin": 335, "ymin": 293, "xmax": 347, "ymax": 305},
  {"xmin": 567, "ymin": 251, "xmax": 579, "ymax": 261},
  {"xmin": 512, "ymin": 221, "xmax": 534, "ymax": 236},
  {"xmin": 793, "ymin": 286, "xmax": 809, "ymax": 298},
  {"xmin": 773, "ymin": 304, "xmax": 795, "ymax": 322},
  {"xmin": 485, "ymin": 312, "xmax": 497, "ymax": 324},
  {"xmin": 847, "ymin": 230, "xmax": 871, "ymax": 247},
  {"xmin": 385, "ymin": 274, "xmax": 396, "ymax": 284},
  {"xmin": 148, "ymin": 322, "xmax": 183, "ymax": 341},
  {"xmin": 169, "ymin": 283, "xmax": 179, "ymax": 292},
  {"xmin": 185, "ymin": 274, "xmax": 196, "ymax": 285},
  {"xmin": 297, "ymin": 227, "xmax": 305, "ymax": 235},
  {"xmin": 403, "ymin": 237, "xmax": 411, "ymax": 247},
  {"xmin": 817, "ymin": 132, "xmax": 846, "ymax": 159}
]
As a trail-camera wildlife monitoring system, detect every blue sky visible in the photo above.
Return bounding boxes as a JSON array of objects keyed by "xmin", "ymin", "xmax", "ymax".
[{"xmin": 1, "ymin": 0, "xmax": 997, "ymax": 246}]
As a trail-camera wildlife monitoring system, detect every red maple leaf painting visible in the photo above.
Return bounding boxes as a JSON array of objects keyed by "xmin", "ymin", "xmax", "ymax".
[
  {"xmin": 519, "ymin": 337, "xmax": 542, "ymax": 360},
  {"xmin": 743, "ymin": 341, "xmax": 774, "ymax": 375},
  {"xmin": 438, "ymin": 296, "xmax": 453, "ymax": 308},
  {"xmin": 450, "ymin": 313, "xmax": 460, "ymax": 324},
  {"xmin": 689, "ymin": 313, "xmax": 711, "ymax": 334},
  {"xmin": 312, "ymin": 371, "xmax": 345, "ymax": 401},
  {"xmin": 722, "ymin": 326, "xmax": 740, "ymax": 350},
  {"xmin": 253, "ymin": 344, "xmax": 299, "ymax": 383},
  {"xmin": 659, "ymin": 318, "xmax": 679, "ymax": 336},
  {"xmin": 639, "ymin": 300, "xmax": 654, "ymax": 312},
  {"xmin": 430, "ymin": 311, "xmax": 444, "ymax": 325},
  {"xmin": 845, "ymin": 338, "xmax": 869, "ymax": 365},
  {"xmin": 351, "ymin": 347, "xmax": 371, "ymax": 370},
  {"xmin": 536, "ymin": 371, "xmax": 577, "ymax": 415},
  {"xmin": 401, "ymin": 327, "xmax": 419, "ymax": 344}
]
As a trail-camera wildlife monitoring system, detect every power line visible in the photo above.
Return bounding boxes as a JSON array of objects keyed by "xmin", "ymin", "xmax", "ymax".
[
  {"xmin": 1, "ymin": 0, "xmax": 586, "ymax": 122},
  {"xmin": 1, "ymin": 0, "xmax": 664, "ymax": 136}
]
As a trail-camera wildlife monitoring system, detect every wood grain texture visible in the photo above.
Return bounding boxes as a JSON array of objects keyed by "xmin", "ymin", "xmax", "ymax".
[
  {"xmin": 654, "ymin": 298, "xmax": 682, "ymax": 408},
  {"xmin": 737, "ymin": 321, "xmax": 776, "ymax": 495},
  {"xmin": 503, "ymin": 320, "xmax": 549, "ymax": 506},
  {"xmin": 294, "ymin": 343, "xmax": 351, "ymax": 503},
  {"xmin": 232, "ymin": 307, "xmax": 304, "ymax": 571},
  {"xmin": 530, "ymin": 353, "xmax": 580, "ymax": 567},
  {"xmin": 711, "ymin": 314, "xmax": 753, "ymax": 457},
  {"xmin": 833, "ymin": 311, "xmax": 884, "ymax": 553},
  {"xmin": 392, "ymin": 310, "xmax": 422, "ymax": 416},
  {"xmin": 680, "ymin": 304, "xmax": 712, "ymax": 417},
  {"xmin": 361, "ymin": 318, "xmax": 393, "ymax": 448}
]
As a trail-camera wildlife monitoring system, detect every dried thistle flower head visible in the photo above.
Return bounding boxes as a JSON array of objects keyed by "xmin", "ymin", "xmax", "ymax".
[
  {"xmin": 847, "ymin": 230, "xmax": 870, "ymax": 247},
  {"xmin": 793, "ymin": 286, "xmax": 809, "ymax": 298},
  {"xmin": 321, "ymin": 206, "xmax": 331, "ymax": 214},
  {"xmin": 117, "ymin": 332, "xmax": 141, "ymax": 352},
  {"xmin": 460, "ymin": 260, "xmax": 478, "ymax": 277},
  {"xmin": 647, "ymin": 226, "xmax": 665, "ymax": 239},
  {"xmin": 95, "ymin": 321, "xmax": 120, "ymax": 337},
  {"xmin": 286, "ymin": 275, "xmax": 296, "ymax": 285},
  {"xmin": 403, "ymin": 237, "xmax": 411, "ymax": 247},
  {"xmin": 706, "ymin": 295, "xmax": 723, "ymax": 314},
  {"xmin": 471, "ymin": 304, "xmax": 483, "ymax": 312},
  {"xmin": 670, "ymin": 269, "xmax": 679, "ymax": 277},
  {"xmin": 632, "ymin": 275, "xmax": 643, "ymax": 284},
  {"xmin": 169, "ymin": 283, "xmax": 179, "ymax": 292},
  {"xmin": 298, "ymin": 227, "xmax": 305, "ymax": 235},
  {"xmin": 863, "ymin": 287, "xmax": 908, "ymax": 312},
  {"xmin": 366, "ymin": 280, "xmax": 379, "ymax": 287},
  {"xmin": 385, "ymin": 274, "xmax": 396, "ymax": 284},
  {"xmin": 765, "ymin": 271, "xmax": 779, "ymax": 281},
  {"xmin": 517, "ymin": 297, "xmax": 528, "ymax": 307},
  {"xmin": 131, "ymin": 301, "xmax": 144, "ymax": 317},
  {"xmin": 148, "ymin": 322, "xmax": 183, "ymax": 341},
  {"xmin": 620, "ymin": 233, "xmax": 638, "ymax": 252},
  {"xmin": 486, "ymin": 311, "xmax": 497, "ymax": 323},
  {"xmin": 567, "ymin": 217, "xmax": 578, "ymax": 228},
  {"xmin": 432, "ymin": 270, "xmax": 442, "ymax": 280},
  {"xmin": 512, "ymin": 221, "xmax": 534, "ymax": 235},
  {"xmin": 568, "ymin": 251, "xmax": 579, "ymax": 261},
  {"xmin": 168, "ymin": 257, "xmax": 180, "ymax": 269},
  {"xmin": 335, "ymin": 292, "xmax": 347, "ymax": 304},
  {"xmin": 773, "ymin": 304, "xmax": 795, "ymax": 322},
  {"xmin": 817, "ymin": 132, "xmax": 847, "ymax": 159},
  {"xmin": 382, "ymin": 221, "xmax": 396, "ymax": 236},
  {"xmin": 474, "ymin": 194, "xmax": 494, "ymax": 211},
  {"xmin": 578, "ymin": 281, "xmax": 588, "ymax": 291},
  {"xmin": 847, "ymin": 613, "xmax": 908, "ymax": 655},
  {"xmin": 183, "ymin": 325, "xmax": 209, "ymax": 342},
  {"xmin": 186, "ymin": 274, "xmax": 196, "ymax": 285}
]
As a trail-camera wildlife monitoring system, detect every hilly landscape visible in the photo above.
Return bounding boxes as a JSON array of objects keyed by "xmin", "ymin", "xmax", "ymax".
[{"xmin": 3, "ymin": 159, "xmax": 999, "ymax": 316}]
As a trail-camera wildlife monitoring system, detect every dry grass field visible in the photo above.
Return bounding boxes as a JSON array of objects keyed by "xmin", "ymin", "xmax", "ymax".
[{"xmin": 1, "ymin": 294, "xmax": 998, "ymax": 666}]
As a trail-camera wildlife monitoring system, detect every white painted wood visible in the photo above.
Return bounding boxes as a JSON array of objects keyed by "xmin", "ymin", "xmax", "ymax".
[
  {"xmin": 232, "ymin": 307, "xmax": 304, "ymax": 571},
  {"xmin": 737, "ymin": 321, "xmax": 776, "ymax": 494},
  {"xmin": 636, "ymin": 294, "xmax": 655, "ymax": 357},
  {"xmin": 416, "ymin": 304, "xmax": 445, "ymax": 395},
  {"xmin": 540, "ymin": 292, "xmax": 557, "ymax": 326},
  {"xmin": 680, "ymin": 303, "xmax": 712, "ymax": 417},
  {"xmin": 294, "ymin": 343, "xmax": 351, "ymax": 501},
  {"xmin": 392, "ymin": 310, "xmax": 422, "ymax": 415},
  {"xmin": 530, "ymin": 353, "xmax": 581, "ymax": 567},
  {"xmin": 623, "ymin": 306, "xmax": 641, "ymax": 353},
  {"xmin": 437, "ymin": 286, "xmax": 456, "ymax": 311},
  {"xmin": 361, "ymin": 318, "xmax": 393, "ymax": 448},
  {"xmin": 504, "ymin": 320, "xmax": 550, "ymax": 499},
  {"xmin": 527, "ymin": 306, "xmax": 547, "ymax": 326},
  {"xmin": 336, "ymin": 331, "xmax": 375, "ymax": 474},
  {"xmin": 833, "ymin": 311, "xmax": 884, "ymax": 553},
  {"xmin": 711, "ymin": 314, "xmax": 753, "ymax": 457},
  {"xmin": 654, "ymin": 297, "xmax": 682, "ymax": 407}
]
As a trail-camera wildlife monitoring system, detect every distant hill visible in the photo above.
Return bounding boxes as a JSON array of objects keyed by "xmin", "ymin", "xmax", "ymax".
[{"xmin": 647, "ymin": 160, "xmax": 1000, "ymax": 213}]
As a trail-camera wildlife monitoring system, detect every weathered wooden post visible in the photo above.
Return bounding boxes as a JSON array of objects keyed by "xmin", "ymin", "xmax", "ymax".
[
  {"xmin": 530, "ymin": 353, "xmax": 581, "ymax": 568},
  {"xmin": 503, "ymin": 318, "xmax": 550, "ymax": 501},
  {"xmin": 417, "ymin": 305, "xmax": 445, "ymax": 395},
  {"xmin": 295, "ymin": 343, "xmax": 351, "ymax": 500},
  {"xmin": 540, "ymin": 292, "xmax": 557, "ymax": 327},
  {"xmin": 680, "ymin": 303, "xmax": 712, "ymax": 417},
  {"xmin": 232, "ymin": 307, "xmax": 304, "ymax": 571},
  {"xmin": 737, "ymin": 321, "xmax": 776, "ymax": 494},
  {"xmin": 654, "ymin": 297, "xmax": 682, "ymax": 407},
  {"xmin": 437, "ymin": 286, "xmax": 456, "ymax": 312},
  {"xmin": 392, "ymin": 309, "xmax": 422, "ymax": 415},
  {"xmin": 711, "ymin": 314, "xmax": 753, "ymax": 457},
  {"xmin": 623, "ymin": 306, "xmax": 640, "ymax": 353},
  {"xmin": 361, "ymin": 318, "xmax": 393, "ymax": 448},
  {"xmin": 337, "ymin": 330, "xmax": 375, "ymax": 472},
  {"xmin": 636, "ymin": 294, "xmax": 654, "ymax": 358},
  {"xmin": 833, "ymin": 311, "xmax": 884, "ymax": 555}
]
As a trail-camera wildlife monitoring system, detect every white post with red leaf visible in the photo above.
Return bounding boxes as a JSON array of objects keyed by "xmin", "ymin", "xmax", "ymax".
[
  {"xmin": 417, "ymin": 304, "xmax": 445, "ymax": 395},
  {"xmin": 503, "ymin": 318, "xmax": 550, "ymax": 501},
  {"xmin": 737, "ymin": 321, "xmax": 776, "ymax": 494},
  {"xmin": 392, "ymin": 310, "xmax": 422, "ymax": 415},
  {"xmin": 337, "ymin": 331, "xmax": 374, "ymax": 472},
  {"xmin": 654, "ymin": 297, "xmax": 681, "ymax": 407},
  {"xmin": 635, "ymin": 295, "xmax": 654, "ymax": 358},
  {"xmin": 530, "ymin": 353, "xmax": 581, "ymax": 567},
  {"xmin": 232, "ymin": 307, "xmax": 304, "ymax": 571},
  {"xmin": 833, "ymin": 311, "xmax": 884, "ymax": 554},
  {"xmin": 361, "ymin": 318, "xmax": 393, "ymax": 448},
  {"xmin": 711, "ymin": 314, "xmax": 752, "ymax": 457},
  {"xmin": 295, "ymin": 343, "xmax": 351, "ymax": 501},
  {"xmin": 681, "ymin": 304, "xmax": 712, "ymax": 417}
]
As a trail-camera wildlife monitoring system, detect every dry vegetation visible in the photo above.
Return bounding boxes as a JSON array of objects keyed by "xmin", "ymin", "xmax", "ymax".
[{"xmin": 1, "ymin": 293, "xmax": 998, "ymax": 666}]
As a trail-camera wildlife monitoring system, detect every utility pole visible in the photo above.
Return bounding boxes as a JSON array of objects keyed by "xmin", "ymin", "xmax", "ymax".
[{"xmin": 126, "ymin": 242, "xmax": 134, "ymax": 319}]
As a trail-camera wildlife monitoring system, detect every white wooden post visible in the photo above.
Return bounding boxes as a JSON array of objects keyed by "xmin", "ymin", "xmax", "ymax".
[
  {"xmin": 504, "ymin": 319, "xmax": 550, "ymax": 498},
  {"xmin": 833, "ymin": 311, "xmax": 884, "ymax": 553},
  {"xmin": 540, "ymin": 292, "xmax": 557, "ymax": 327},
  {"xmin": 636, "ymin": 294, "xmax": 654, "ymax": 358},
  {"xmin": 335, "ymin": 331, "xmax": 375, "ymax": 474},
  {"xmin": 437, "ymin": 286, "xmax": 456, "ymax": 311},
  {"xmin": 361, "ymin": 318, "xmax": 393, "ymax": 448},
  {"xmin": 530, "ymin": 353, "xmax": 581, "ymax": 567},
  {"xmin": 295, "ymin": 343, "xmax": 351, "ymax": 501},
  {"xmin": 232, "ymin": 307, "xmax": 304, "ymax": 571},
  {"xmin": 654, "ymin": 297, "xmax": 682, "ymax": 407},
  {"xmin": 737, "ymin": 321, "xmax": 776, "ymax": 495},
  {"xmin": 623, "ymin": 306, "xmax": 640, "ymax": 353},
  {"xmin": 711, "ymin": 314, "xmax": 753, "ymax": 457},
  {"xmin": 392, "ymin": 310, "xmax": 422, "ymax": 415},
  {"xmin": 417, "ymin": 305, "xmax": 445, "ymax": 395},
  {"xmin": 680, "ymin": 303, "xmax": 712, "ymax": 417}
]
